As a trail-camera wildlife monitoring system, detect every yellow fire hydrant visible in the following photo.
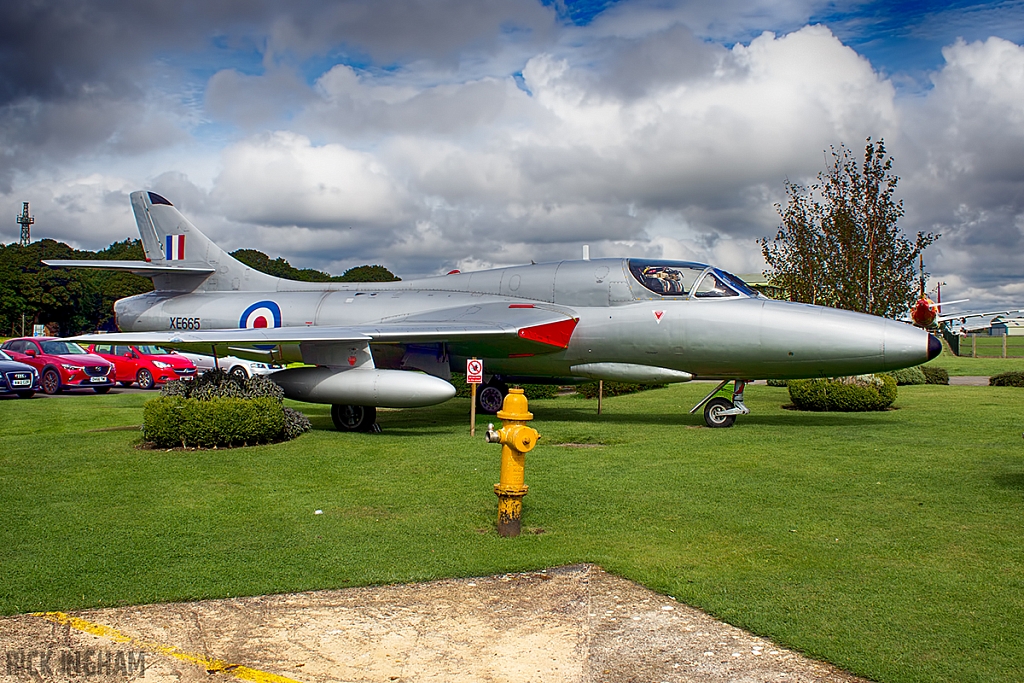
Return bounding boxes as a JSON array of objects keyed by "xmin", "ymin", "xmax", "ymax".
[{"xmin": 485, "ymin": 388, "xmax": 539, "ymax": 537}]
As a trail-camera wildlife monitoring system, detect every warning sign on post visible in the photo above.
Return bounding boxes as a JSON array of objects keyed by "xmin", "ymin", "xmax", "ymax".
[{"xmin": 466, "ymin": 358, "xmax": 483, "ymax": 384}]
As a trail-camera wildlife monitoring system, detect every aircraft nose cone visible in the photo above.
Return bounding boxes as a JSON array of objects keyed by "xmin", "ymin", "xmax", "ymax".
[{"xmin": 928, "ymin": 334, "xmax": 942, "ymax": 361}]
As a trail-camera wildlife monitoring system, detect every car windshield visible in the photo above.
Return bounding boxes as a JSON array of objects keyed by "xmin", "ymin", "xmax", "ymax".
[
  {"xmin": 40, "ymin": 340, "xmax": 88, "ymax": 355},
  {"xmin": 628, "ymin": 260, "xmax": 708, "ymax": 296},
  {"xmin": 137, "ymin": 345, "xmax": 171, "ymax": 355}
]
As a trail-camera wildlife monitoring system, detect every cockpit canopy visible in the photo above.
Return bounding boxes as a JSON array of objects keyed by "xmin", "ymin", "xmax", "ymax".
[{"xmin": 628, "ymin": 260, "xmax": 758, "ymax": 299}]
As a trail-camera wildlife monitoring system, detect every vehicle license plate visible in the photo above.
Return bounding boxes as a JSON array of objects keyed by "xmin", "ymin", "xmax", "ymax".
[
  {"xmin": 90, "ymin": 376, "xmax": 107, "ymax": 383},
  {"xmin": 11, "ymin": 378, "xmax": 30, "ymax": 387}
]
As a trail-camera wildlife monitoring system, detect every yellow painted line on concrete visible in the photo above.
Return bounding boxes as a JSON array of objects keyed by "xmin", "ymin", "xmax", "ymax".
[{"xmin": 34, "ymin": 611, "xmax": 304, "ymax": 683}]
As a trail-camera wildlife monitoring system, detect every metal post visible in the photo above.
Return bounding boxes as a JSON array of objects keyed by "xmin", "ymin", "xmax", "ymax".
[
  {"xmin": 972, "ymin": 334, "xmax": 976, "ymax": 358},
  {"xmin": 597, "ymin": 380, "xmax": 603, "ymax": 415},
  {"xmin": 470, "ymin": 382, "xmax": 477, "ymax": 436},
  {"xmin": 1003, "ymin": 334, "xmax": 1007, "ymax": 358}
]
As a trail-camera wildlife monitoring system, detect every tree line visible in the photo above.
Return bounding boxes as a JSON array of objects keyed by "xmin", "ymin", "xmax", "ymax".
[{"xmin": 0, "ymin": 240, "xmax": 398, "ymax": 336}]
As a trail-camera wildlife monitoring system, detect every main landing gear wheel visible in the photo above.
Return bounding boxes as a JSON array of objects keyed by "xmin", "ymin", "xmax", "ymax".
[
  {"xmin": 331, "ymin": 404, "xmax": 378, "ymax": 432},
  {"xmin": 477, "ymin": 380, "xmax": 507, "ymax": 415},
  {"xmin": 703, "ymin": 397, "xmax": 737, "ymax": 428}
]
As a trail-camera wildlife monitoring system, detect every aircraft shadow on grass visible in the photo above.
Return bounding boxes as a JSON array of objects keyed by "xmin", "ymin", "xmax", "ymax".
[
  {"xmin": 303, "ymin": 403, "xmax": 895, "ymax": 433},
  {"xmin": 993, "ymin": 471, "xmax": 1024, "ymax": 491}
]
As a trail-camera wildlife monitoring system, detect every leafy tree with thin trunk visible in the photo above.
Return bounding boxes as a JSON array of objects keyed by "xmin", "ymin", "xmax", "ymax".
[{"xmin": 760, "ymin": 138, "xmax": 936, "ymax": 318}]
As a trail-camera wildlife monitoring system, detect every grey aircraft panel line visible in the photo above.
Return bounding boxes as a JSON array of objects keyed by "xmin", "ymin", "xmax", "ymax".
[{"xmin": 46, "ymin": 190, "xmax": 940, "ymax": 431}]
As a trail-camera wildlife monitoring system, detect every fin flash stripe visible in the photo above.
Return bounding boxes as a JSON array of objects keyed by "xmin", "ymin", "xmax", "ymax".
[{"xmin": 165, "ymin": 234, "xmax": 185, "ymax": 260}]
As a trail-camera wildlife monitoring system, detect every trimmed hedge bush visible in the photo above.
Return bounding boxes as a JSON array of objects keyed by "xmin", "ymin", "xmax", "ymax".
[
  {"xmin": 766, "ymin": 379, "xmax": 789, "ymax": 387},
  {"xmin": 921, "ymin": 366, "xmax": 949, "ymax": 385},
  {"xmin": 143, "ymin": 396, "xmax": 285, "ymax": 448},
  {"xmin": 990, "ymin": 371, "xmax": 1024, "ymax": 387},
  {"xmin": 450, "ymin": 373, "xmax": 560, "ymax": 399},
  {"xmin": 576, "ymin": 381, "xmax": 667, "ymax": 399},
  {"xmin": 143, "ymin": 370, "xmax": 310, "ymax": 448},
  {"xmin": 886, "ymin": 366, "xmax": 927, "ymax": 385},
  {"xmin": 788, "ymin": 374, "xmax": 897, "ymax": 411}
]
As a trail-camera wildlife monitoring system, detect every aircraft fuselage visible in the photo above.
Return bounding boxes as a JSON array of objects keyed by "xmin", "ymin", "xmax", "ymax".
[{"xmin": 115, "ymin": 257, "xmax": 933, "ymax": 381}]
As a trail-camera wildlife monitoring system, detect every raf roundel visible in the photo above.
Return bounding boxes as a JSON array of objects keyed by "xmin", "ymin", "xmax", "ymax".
[{"xmin": 239, "ymin": 300, "xmax": 282, "ymax": 329}]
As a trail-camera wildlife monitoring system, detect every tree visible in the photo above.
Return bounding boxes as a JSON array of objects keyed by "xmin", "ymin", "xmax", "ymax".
[
  {"xmin": 231, "ymin": 249, "xmax": 400, "ymax": 282},
  {"xmin": 338, "ymin": 265, "xmax": 401, "ymax": 282},
  {"xmin": 759, "ymin": 138, "xmax": 936, "ymax": 318}
]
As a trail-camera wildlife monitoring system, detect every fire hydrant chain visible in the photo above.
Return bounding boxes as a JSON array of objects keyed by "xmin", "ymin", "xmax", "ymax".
[{"xmin": 484, "ymin": 388, "xmax": 539, "ymax": 537}]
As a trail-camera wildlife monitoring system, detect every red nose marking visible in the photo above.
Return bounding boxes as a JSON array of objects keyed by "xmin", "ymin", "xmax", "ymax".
[{"xmin": 348, "ymin": 356, "xmax": 357, "ymax": 366}]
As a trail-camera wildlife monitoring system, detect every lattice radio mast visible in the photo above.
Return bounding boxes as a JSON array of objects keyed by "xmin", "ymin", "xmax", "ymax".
[{"xmin": 17, "ymin": 202, "xmax": 34, "ymax": 246}]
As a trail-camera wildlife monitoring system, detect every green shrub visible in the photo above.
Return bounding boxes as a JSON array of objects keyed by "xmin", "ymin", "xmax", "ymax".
[
  {"xmin": 887, "ymin": 366, "xmax": 927, "ymax": 385},
  {"xmin": 576, "ymin": 381, "xmax": 667, "ymax": 399},
  {"xmin": 989, "ymin": 371, "xmax": 1024, "ymax": 387},
  {"xmin": 162, "ymin": 370, "xmax": 284, "ymax": 400},
  {"xmin": 921, "ymin": 366, "xmax": 949, "ymax": 385},
  {"xmin": 282, "ymin": 406, "xmax": 312, "ymax": 440},
  {"xmin": 788, "ymin": 374, "xmax": 898, "ymax": 411},
  {"xmin": 143, "ymin": 396, "xmax": 285, "ymax": 448},
  {"xmin": 146, "ymin": 370, "xmax": 309, "ymax": 448},
  {"xmin": 766, "ymin": 379, "xmax": 788, "ymax": 387}
]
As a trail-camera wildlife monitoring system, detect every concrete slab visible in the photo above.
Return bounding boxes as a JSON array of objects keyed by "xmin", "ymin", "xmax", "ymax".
[{"xmin": 0, "ymin": 565, "xmax": 867, "ymax": 683}]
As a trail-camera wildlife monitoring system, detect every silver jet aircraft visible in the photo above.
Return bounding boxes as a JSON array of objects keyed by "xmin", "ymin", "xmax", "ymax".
[{"xmin": 49, "ymin": 191, "xmax": 940, "ymax": 430}]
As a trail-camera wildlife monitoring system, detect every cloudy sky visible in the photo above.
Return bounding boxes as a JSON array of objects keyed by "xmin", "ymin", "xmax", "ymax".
[{"xmin": 2, "ymin": 0, "xmax": 1023, "ymax": 309}]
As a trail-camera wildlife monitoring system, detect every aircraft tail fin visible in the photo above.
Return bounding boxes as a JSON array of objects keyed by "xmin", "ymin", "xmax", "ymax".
[{"xmin": 130, "ymin": 191, "xmax": 279, "ymax": 292}]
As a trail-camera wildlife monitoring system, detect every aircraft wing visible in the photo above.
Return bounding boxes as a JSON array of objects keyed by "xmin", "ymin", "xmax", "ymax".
[
  {"xmin": 43, "ymin": 259, "xmax": 216, "ymax": 276},
  {"xmin": 71, "ymin": 302, "xmax": 579, "ymax": 361},
  {"xmin": 936, "ymin": 308, "xmax": 1024, "ymax": 324}
]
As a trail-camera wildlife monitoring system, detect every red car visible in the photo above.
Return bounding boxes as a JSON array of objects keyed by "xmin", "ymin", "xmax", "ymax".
[
  {"xmin": 87, "ymin": 344, "xmax": 197, "ymax": 389},
  {"xmin": 0, "ymin": 337, "xmax": 115, "ymax": 394}
]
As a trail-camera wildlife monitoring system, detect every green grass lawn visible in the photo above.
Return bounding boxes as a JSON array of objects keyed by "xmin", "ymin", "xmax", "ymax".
[
  {"xmin": 2, "ymin": 385, "xmax": 1023, "ymax": 683},
  {"xmin": 926, "ymin": 339, "xmax": 1024, "ymax": 376}
]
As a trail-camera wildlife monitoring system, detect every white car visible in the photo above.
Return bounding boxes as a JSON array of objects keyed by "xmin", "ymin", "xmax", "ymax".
[{"xmin": 173, "ymin": 352, "xmax": 284, "ymax": 379}]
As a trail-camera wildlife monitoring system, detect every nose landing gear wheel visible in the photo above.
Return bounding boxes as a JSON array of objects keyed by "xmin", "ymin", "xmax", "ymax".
[
  {"xmin": 331, "ymin": 404, "xmax": 378, "ymax": 432},
  {"xmin": 704, "ymin": 397, "xmax": 737, "ymax": 428}
]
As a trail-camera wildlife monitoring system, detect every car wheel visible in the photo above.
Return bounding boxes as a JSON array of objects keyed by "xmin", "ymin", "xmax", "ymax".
[
  {"xmin": 94, "ymin": 386, "xmax": 111, "ymax": 394},
  {"xmin": 137, "ymin": 368, "xmax": 155, "ymax": 390},
  {"xmin": 230, "ymin": 366, "xmax": 249, "ymax": 379},
  {"xmin": 15, "ymin": 391, "xmax": 34, "ymax": 399},
  {"xmin": 703, "ymin": 397, "xmax": 737, "ymax": 428},
  {"xmin": 41, "ymin": 368, "xmax": 61, "ymax": 395},
  {"xmin": 331, "ymin": 404, "xmax": 377, "ymax": 432},
  {"xmin": 477, "ymin": 382, "xmax": 507, "ymax": 415}
]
